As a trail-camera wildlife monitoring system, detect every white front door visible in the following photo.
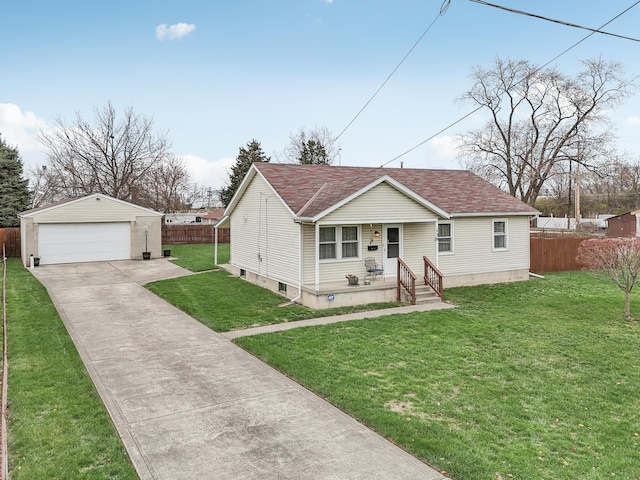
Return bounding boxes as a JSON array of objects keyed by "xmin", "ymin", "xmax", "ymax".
[{"xmin": 383, "ymin": 224, "xmax": 402, "ymax": 275}]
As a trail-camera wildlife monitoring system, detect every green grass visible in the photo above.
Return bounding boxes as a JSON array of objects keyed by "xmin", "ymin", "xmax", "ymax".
[
  {"xmin": 163, "ymin": 242, "xmax": 229, "ymax": 272},
  {"xmin": 4, "ymin": 258, "xmax": 137, "ymax": 480},
  {"xmin": 235, "ymin": 272, "xmax": 640, "ymax": 480},
  {"xmin": 147, "ymin": 269, "xmax": 400, "ymax": 332}
]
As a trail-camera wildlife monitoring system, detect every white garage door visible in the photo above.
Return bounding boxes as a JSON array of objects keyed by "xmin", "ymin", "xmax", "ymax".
[{"xmin": 38, "ymin": 223, "xmax": 131, "ymax": 265}]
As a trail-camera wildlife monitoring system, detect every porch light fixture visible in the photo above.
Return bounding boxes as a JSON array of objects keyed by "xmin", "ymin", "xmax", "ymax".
[{"xmin": 373, "ymin": 231, "xmax": 380, "ymax": 237}]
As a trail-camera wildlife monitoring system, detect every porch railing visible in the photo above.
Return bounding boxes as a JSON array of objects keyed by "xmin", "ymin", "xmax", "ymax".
[
  {"xmin": 397, "ymin": 258, "xmax": 417, "ymax": 305},
  {"xmin": 423, "ymin": 256, "xmax": 443, "ymax": 299}
]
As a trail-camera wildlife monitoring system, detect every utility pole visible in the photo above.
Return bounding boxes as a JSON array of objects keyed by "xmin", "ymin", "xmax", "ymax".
[
  {"xmin": 567, "ymin": 159, "xmax": 572, "ymax": 230},
  {"xmin": 575, "ymin": 153, "xmax": 581, "ymax": 225}
]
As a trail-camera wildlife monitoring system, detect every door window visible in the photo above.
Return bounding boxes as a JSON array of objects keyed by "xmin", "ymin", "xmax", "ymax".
[{"xmin": 387, "ymin": 227, "xmax": 400, "ymax": 258}]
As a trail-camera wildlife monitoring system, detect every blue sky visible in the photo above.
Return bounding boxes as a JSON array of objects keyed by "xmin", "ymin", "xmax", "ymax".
[{"xmin": 2, "ymin": 0, "xmax": 639, "ymax": 191}]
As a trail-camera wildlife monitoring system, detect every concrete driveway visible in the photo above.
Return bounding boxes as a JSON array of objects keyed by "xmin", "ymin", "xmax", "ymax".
[{"xmin": 32, "ymin": 260, "xmax": 446, "ymax": 480}]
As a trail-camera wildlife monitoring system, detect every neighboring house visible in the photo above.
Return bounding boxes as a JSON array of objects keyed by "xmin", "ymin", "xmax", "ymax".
[
  {"xmin": 215, "ymin": 163, "xmax": 539, "ymax": 309},
  {"xmin": 606, "ymin": 210, "xmax": 640, "ymax": 237},
  {"xmin": 164, "ymin": 213, "xmax": 203, "ymax": 225},
  {"xmin": 535, "ymin": 216, "xmax": 609, "ymax": 231},
  {"xmin": 19, "ymin": 193, "xmax": 163, "ymax": 266},
  {"xmin": 201, "ymin": 208, "xmax": 225, "ymax": 225}
]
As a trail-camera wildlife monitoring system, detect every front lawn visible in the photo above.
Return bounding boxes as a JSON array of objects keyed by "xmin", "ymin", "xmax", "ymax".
[
  {"xmin": 163, "ymin": 242, "xmax": 229, "ymax": 272},
  {"xmin": 235, "ymin": 272, "xmax": 640, "ymax": 479},
  {"xmin": 146, "ymin": 269, "xmax": 399, "ymax": 332},
  {"xmin": 4, "ymin": 259, "xmax": 137, "ymax": 479}
]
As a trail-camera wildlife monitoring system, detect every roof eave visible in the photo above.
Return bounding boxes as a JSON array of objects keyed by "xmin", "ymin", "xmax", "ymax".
[
  {"xmin": 450, "ymin": 210, "xmax": 540, "ymax": 218},
  {"xmin": 215, "ymin": 215, "xmax": 231, "ymax": 228},
  {"xmin": 225, "ymin": 164, "xmax": 296, "ymax": 218},
  {"xmin": 19, "ymin": 193, "xmax": 163, "ymax": 218},
  {"xmin": 308, "ymin": 175, "xmax": 452, "ymax": 222}
]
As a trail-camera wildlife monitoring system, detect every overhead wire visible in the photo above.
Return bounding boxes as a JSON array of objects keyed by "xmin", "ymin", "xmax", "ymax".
[
  {"xmin": 332, "ymin": 0, "xmax": 451, "ymax": 145},
  {"xmin": 381, "ymin": 0, "xmax": 640, "ymax": 168},
  {"xmin": 260, "ymin": 0, "xmax": 453, "ymax": 208},
  {"xmin": 470, "ymin": 0, "xmax": 640, "ymax": 43},
  {"xmin": 254, "ymin": 0, "xmax": 639, "ymax": 209}
]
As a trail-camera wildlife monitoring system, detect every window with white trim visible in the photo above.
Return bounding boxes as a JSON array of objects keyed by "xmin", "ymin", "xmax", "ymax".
[
  {"xmin": 341, "ymin": 226, "xmax": 359, "ymax": 258},
  {"xmin": 493, "ymin": 219, "xmax": 507, "ymax": 250},
  {"xmin": 319, "ymin": 225, "xmax": 360, "ymax": 260},
  {"xmin": 319, "ymin": 226, "xmax": 337, "ymax": 260},
  {"xmin": 437, "ymin": 222, "xmax": 453, "ymax": 253}
]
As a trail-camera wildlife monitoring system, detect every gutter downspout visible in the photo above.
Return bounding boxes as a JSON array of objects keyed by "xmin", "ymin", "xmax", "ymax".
[
  {"xmin": 314, "ymin": 223, "xmax": 320, "ymax": 290},
  {"xmin": 214, "ymin": 225, "xmax": 218, "ymax": 266},
  {"xmin": 289, "ymin": 222, "xmax": 304, "ymax": 303}
]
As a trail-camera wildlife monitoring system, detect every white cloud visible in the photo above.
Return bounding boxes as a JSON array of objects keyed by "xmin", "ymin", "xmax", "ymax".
[
  {"xmin": 155, "ymin": 23, "xmax": 196, "ymax": 41},
  {"xmin": 426, "ymin": 135, "xmax": 458, "ymax": 163},
  {"xmin": 628, "ymin": 115, "xmax": 640, "ymax": 125},
  {"xmin": 181, "ymin": 154, "xmax": 235, "ymax": 190},
  {"xmin": 0, "ymin": 103, "xmax": 49, "ymax": 168}
]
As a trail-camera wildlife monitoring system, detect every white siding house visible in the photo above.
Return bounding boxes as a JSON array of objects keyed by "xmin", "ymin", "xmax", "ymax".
[{"xmin": 216, "ymin": 163, "xmax": 538, "ymax": 309}]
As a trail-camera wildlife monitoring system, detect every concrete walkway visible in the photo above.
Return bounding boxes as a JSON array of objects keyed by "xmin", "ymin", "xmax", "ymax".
[
  {"xmin": 32, "ymin": 260, "xmax": 447, "ymax": 480},
  {"xmin": 223, "ymin": 302, "xmax": 455, "ymax": 340}
]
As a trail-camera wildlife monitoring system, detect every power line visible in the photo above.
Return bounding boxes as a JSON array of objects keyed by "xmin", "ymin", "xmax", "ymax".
[
  {"xmin": 470, "ymin": 0, "xmax": 640, "ymax": 43},
  {"xmin": 333, "ymin": 0, "xmax": 452, "ymax": 145},
  {"xmin": 385, "ymin": 0, "xmax": 640, "ymax": 167},
  {"xmin": 266, "ymin": 1, "xmax": 638, "ymax": 205}
]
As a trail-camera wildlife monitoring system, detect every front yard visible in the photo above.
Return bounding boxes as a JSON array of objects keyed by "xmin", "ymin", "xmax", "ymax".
[
  {"xmin": 152, "ymin": 244, "xmax": 640, "ymax": 478},
  {"xmin": 149, "ymin": 242, "xmax": 400, "ymax": 332},
  {"xmin": 235, "ymin": 272, "xmax": 640, "ymax": 479},
  {"xmin": 6, "ymin": 241, "xmax": 640, "ymax": 479}
]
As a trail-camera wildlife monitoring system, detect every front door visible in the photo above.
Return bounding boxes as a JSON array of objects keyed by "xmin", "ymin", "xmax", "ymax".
[{"xmin": 383, "ymin": 224, "xmax": 402, "ymax": 275}]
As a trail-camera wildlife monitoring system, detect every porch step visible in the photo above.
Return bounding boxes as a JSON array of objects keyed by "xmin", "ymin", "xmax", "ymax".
[{"xmin": 402, "ymin": 284, "xmax": 441, "ymax": 305}]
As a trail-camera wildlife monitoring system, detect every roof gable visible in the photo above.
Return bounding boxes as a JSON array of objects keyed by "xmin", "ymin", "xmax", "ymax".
[
  {"xmin": 301, "ymin": 175, "xmax": 450, "ymax": 221},
  {"xmin": 19, "ymin": 193, "xmax": 163, "ymax": 218},
  {"xmin": 252, "ymin": 163, "xmax": 538, "ymax": 219}
]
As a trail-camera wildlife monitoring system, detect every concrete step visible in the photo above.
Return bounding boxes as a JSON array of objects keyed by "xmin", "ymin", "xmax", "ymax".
[{"xmin": 401, "ymin": 284, "xmax": 442, "ymax": 305}]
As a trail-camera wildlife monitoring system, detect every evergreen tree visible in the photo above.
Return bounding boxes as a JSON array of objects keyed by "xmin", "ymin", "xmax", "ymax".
[
  {"xmin": 299, "ymin": 139, "xmax": 330, "ymax": 165},
  {"xmin": 0, "ymin": 134, "xmax": 31, "ymax": 227},
  {"xmin": 284, "ymin": 126, "xmax": 339, "ymax": 165},
  {"xmin": 220, "ymin": 139, "xmax": 270, "ymax": 207}
]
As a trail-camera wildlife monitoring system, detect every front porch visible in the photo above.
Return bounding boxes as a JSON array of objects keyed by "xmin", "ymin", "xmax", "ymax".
[
  {"xmin": 220, "ymin": 255, "xmax": 444, "ymax": 310},
  {"xmin": 301, "ymin": 277, "xmax": 399, "ymax": 310}
]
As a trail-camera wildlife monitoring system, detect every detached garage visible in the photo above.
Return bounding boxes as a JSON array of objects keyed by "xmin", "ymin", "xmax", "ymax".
[{"xmin": 19, "ymin": 194, "xmax": 164, "ymax": 266}]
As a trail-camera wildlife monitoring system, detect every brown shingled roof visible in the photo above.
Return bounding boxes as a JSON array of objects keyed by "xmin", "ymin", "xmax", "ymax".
[
  {"xmin": 253, "ymin": 163, "xmax": 538, "ymax": 218},
  {"xmin": 202, "ymin": 208, "xmax": 225, "ymax": 220}
]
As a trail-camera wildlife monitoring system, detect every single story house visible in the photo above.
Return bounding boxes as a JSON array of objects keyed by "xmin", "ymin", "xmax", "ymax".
[
  {"xmin": 164, "ymin": 213, "xmax": 203, "ymax": 225},
  {"xmin": 201, "ymin": 208, "xmax": 225, "ymax": 225},
  {"xmin": 215, "ymin": 163, "xmax": 539, "ymax": 309},
  {"xmin": 19, "ymin": 193, "xmax": 163, "ymax": 266},
  {"xmin": 605, "ymin": 210, "xmax": 640, "ymax": 237}
]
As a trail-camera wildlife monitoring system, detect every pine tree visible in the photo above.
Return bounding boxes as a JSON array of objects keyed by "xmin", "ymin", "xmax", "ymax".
[
  {"xmin": 299, "ymin": 139, "xmax": 330, "ymax": 165},
  {"xmin": 0, "ymin": 135, "xmax": 31, "ymax": 227},
  {"xmin": 220, "ymin": 139, "xmax": 270, "ymax": 207}
]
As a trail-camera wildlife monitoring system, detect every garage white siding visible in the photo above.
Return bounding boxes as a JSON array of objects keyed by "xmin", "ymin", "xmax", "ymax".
[{"xmin": 38, "ymin": 223, "xmax": 131, "ymax": 265}]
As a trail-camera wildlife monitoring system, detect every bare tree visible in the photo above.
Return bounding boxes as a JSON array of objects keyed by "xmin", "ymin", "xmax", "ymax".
[
  {"xmin": 457, "ymin": 57, "xmax": 636, "ymax": 206},
  {"xmin": 284, "ymin": 126, "xmax": 340, "ymax": 165},
  {"xmin": 27, "ymin": 165, "xmax": 63, "ymax": 208},
  {"xmin": 131, "ymin": 155, "xmax": 199, "ymax": 212},
  {"xmin": 39, "ymin": 102, "xmax": 172, "ymax": 204}
]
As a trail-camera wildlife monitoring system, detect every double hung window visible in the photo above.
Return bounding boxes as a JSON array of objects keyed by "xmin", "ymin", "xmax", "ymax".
[
  {"xmin": 319, "ymin": 226, "xmax": 360, "ymax": 260},
  {"xmin": 437, "ymin": 222, "xmax": 453, "ymax": 253},
  {"xmin": 493, "ymin": 220, "xmax": 507, "ymax": 250}
]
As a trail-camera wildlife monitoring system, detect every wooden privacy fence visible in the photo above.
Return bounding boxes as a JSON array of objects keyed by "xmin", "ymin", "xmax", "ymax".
[
  {"xmin": 161, "ymin": 225, "xmax": 230, "ymax": 245},
  {"xmin": 529, "ymin": 232, "xmax": 597, "ymax": 274},
  {"xmin": 0, "ymin": 229, "xmax": 20, "ymax": 258}
]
